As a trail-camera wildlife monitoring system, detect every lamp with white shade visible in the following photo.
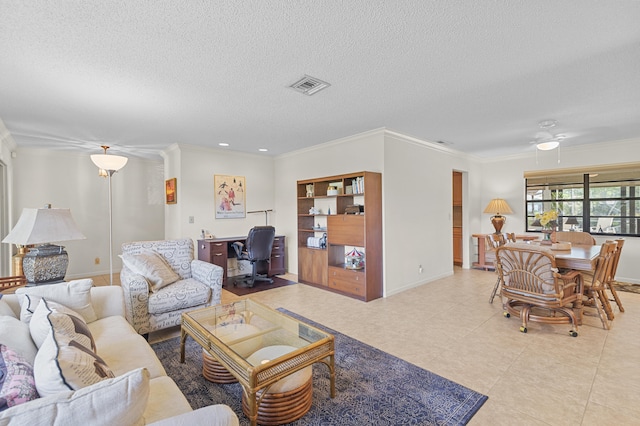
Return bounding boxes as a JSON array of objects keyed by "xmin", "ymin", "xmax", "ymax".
[
  {"xmin": 91, "ymin": 145, "xmax": 128, "ymax": 286},
  {"xmin": 483, "ymin": 198, "xmax": 513, "ymax": 234},
  {"xmin": 2, "ymin": 205, "xmax": 86, "ymax": 284}
]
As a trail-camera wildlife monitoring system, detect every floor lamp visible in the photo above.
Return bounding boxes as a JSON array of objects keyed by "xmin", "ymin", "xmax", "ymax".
[{"xmin": 91, "ymin": 146, "xmax": 128, "ymax": 286}]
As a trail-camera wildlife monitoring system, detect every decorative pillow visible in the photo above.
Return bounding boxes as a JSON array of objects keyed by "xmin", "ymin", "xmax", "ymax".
[
  {"xmin": 120, "ymin": 249, "xmax": 180, "ymax": 292},
  {"xmin": 0, "ymin": 368, "xmax": 149, "ymax": 426},
  {"xmin": 16, "ymin": 279, "xmax": 97, "ymax": 323},
  {"xmin": 33, "ymin": 325, "xmax": 114, "ymax": 397},
  {"xmin": 0, "ymin": 317, "xmax": 37, "ymax": 365},
  {"xmin": 29, "ymin": 299, "xmax": 95, "ymax": 351},
  {"xmin": 0, "ymin": 344, "xmax": 39, "ymax": 412},
  {"xmin": 0, "ymin": 297, "xmax": 17, "ymax": 318}
]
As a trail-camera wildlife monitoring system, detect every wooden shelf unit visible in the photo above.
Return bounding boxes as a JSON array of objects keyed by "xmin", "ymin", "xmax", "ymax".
[{"xmin": 297, "ymin": 171, "xmax": 382, "ymax": 301}]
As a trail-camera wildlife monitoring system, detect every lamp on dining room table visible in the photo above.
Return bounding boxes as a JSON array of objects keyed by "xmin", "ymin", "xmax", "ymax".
[
  {"xmin": 565, "ymin": 217, "xmax": 579, "ymax": 231},
  {"xmin": 483, "ymin": 198, "xmax": 513, "ymax": 234},
  {"xmin": 2, "ymin": 204, "xmax": 86, "ymax": 284}
]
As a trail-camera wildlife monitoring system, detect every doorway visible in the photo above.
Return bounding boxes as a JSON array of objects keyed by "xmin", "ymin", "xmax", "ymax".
[{"xmin": 452, "ymin": 171, "xmax": 462, "ymax": 266}]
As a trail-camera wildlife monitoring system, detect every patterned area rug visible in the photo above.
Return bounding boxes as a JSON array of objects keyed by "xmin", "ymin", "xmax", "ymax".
[
  {"xmin": 152, "ymin": 309, "xmax": 488, "ymax": 425},
  {"xmin": 613, "ymin": 281, "xmax": 640, "ymax": 294},
  {"xmin": 223, "ymin": 276, "xmax": 297, "ymax": 296}
]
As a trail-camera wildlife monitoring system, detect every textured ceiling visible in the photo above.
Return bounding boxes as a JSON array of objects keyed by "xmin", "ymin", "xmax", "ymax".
[{"xmin": 2, "ymin": 1, "xmax": 640, "ymax": 159}]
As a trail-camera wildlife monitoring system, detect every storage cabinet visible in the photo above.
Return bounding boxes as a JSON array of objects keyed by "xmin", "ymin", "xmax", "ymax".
[
  {"xmin": 453, "ymin": 172, "xmax": 462, "ymax": 206},
  {"xmin": 198, "ymin": 240, "xmax": 229, "ymax": 280},
  {"xmin": 297, "ymin": 171, "xmax": 382, "ymax": 301},
  {"xmin": 269, "ymin": 235, "xmax": 286, "ymax": 275},
  {"xmin": 298, "ymin": 247, "xmax": 328, "ymax": 287},
  {"xmin": 453, "ymin": 227, "xmax": 462, "ymax": 266},
  {"xmin": 328, "ymin": 266, "xmax": 365, "ymax": 297}
]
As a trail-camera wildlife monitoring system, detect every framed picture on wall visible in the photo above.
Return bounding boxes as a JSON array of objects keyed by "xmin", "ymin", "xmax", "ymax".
[
  {"xmin": 165, "ymin": 178, "xmax": 177, "ymax": 204},
  {"xmin": 215, "ymin": 175, "xmax": 246, "ymax": 219}
]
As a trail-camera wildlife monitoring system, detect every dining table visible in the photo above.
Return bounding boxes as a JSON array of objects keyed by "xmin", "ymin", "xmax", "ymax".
[{"xmin": 551, "ymin": 244, "xmax": 601, "ymax": 272}]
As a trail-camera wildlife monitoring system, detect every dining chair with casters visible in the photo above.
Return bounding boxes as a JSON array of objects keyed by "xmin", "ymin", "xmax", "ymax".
[
  {"xmin": 495, "ymin": 243, "xmax": 583, "ymax": 336},
  {"xmin": 231, "ymin": 226, "xmax": 276, "ymax": 288},
  {"xmin": 582, "ymin": 241, "xmax": 618, "ymax": 329},
  {"xmin": 488, "ymin": 233, "xmax": 516, "ymax": 303}
]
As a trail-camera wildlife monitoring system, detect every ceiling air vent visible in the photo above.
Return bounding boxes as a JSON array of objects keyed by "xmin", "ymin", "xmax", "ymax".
[{"xmin": 289, "ymin": 75, "xmax": 331, "ymax": 96}]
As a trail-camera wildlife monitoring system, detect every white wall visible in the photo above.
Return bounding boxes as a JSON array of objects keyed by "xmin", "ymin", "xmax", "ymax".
[
  {"xmin": 478, "ymin": 138, "xmax": 640, "ymax": 283},
  {"xmin": 162, "ymin": 144, "xmax": 276, "ymax": 242},
  {"xmin": 11, "ymin": 148, "xmax": 164, "ymax": 279},
  {"xmin": 382, "ymin": 132, "xmax": 482, "ymax": 295}
]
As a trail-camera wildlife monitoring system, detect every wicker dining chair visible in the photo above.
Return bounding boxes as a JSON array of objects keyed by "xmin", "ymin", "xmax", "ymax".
[
  {"xmin": 555, "ymin": 231, "xmax": 596, "ymax": 246},
  {"xmin": 606, "ymin": 238, "xmax": 625, "ymax": 313},
  {"xmin": 495, "ymin": 244, "xmax": 583, "ymax": 336},
  {"xmin": 582, "ymin": 241, "xmax": 618, "ymax": 329},
  {"xmin": 488, "ymin": 233, "xmax": 517, "ymax": 303}
]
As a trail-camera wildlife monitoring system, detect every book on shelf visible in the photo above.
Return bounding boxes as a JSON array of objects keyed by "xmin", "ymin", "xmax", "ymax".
[{"xmin": 351, "ymin": 177, "xmax": 364, "ymax": 194}]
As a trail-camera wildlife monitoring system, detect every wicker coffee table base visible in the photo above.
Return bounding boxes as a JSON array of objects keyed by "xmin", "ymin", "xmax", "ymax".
[
  {"xmin": 202, "ymin": 350, "xmax": 238, "ymax": 384},
  {"xmin": 241, "ymin": 377, "xmax": 313, "ymax": 426}
]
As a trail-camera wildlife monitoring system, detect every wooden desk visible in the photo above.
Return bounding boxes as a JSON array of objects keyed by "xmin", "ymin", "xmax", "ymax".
[
  {"xmin": 548, "ymin": 244, "xmax": 600, "ymax": 272},
  {"xmin": 197, "ymin": 236, "xmax": 286, "ymax": 282},
  {"xmin": 472, "ymin": 234, "xmax": 539, "ymax": 270}
]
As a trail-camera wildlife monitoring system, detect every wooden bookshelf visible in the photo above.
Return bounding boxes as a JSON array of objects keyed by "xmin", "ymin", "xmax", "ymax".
[{"xmin": 297, "ymin": 171, "xmax": 382, "ymax": 301}]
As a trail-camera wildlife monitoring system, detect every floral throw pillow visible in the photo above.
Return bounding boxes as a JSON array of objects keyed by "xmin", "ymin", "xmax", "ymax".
[{"xmin": 0, "ymin": 344, "xmax": 39, "ymax": 412}]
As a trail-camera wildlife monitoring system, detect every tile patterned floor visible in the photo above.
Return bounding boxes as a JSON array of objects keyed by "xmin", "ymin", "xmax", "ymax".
[{"xmin": 93, "ymin": 268, "xmax": 640, "ymax": 425}]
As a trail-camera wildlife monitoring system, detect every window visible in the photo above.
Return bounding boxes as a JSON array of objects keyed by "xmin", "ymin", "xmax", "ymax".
[{"xmin": 525, "ymin": 163, "xmax": 640, "ymax": 237}]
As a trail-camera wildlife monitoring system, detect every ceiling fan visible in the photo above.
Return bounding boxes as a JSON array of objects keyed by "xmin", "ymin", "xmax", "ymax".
[{"xmin": 530, "ymin": 119, "xmax": 565, "ymax": 151}]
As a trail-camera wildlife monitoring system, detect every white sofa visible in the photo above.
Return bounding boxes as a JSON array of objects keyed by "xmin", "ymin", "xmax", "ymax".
[{"xmin": 0, "ymin": 282, "xmax": 238, "ymax": 426}]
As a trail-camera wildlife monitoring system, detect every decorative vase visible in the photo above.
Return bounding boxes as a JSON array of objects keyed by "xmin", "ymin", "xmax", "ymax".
[{"xmin": 540, "ymin": 226, "xmax": 557, "ymax": 245}]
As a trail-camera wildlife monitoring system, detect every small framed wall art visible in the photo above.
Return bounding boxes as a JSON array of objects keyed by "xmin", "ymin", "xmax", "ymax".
[
  {"xmin": 215, "ymin": 174, "xmax": 246, "ymax": 219},
  {"xmin": 165, "ymin": 178, "xmax": 177, "ymax": 204}
]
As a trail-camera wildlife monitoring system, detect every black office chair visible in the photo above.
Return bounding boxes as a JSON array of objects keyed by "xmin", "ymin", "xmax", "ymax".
[{"xmin": 231, "ymin": 226, "xmax": 276, "ymax": 287}]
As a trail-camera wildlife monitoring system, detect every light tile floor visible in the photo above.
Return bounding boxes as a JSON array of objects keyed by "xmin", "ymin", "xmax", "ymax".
[{"xmin": 95, "ymin": 268, "xmax": 640, "ymax": 425}]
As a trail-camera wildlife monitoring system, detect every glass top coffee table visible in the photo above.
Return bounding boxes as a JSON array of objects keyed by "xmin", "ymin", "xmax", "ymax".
[{"xmin": 181, "ymin": 299, "xmax": 335, "ymax": 426}]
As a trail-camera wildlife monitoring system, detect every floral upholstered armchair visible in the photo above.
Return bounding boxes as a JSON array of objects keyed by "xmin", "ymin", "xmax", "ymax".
[{"xmin": 119, "ymin": 238, "xmax": 223, "ymax": 335}]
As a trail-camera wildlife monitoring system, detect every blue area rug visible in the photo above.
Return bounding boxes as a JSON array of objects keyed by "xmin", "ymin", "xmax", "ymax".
[{"xmin": 152, "ymin": 309, "xmax": 487, "ymax": 425}]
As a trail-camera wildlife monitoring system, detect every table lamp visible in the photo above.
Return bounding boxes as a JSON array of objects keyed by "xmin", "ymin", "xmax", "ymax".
[
  {"xmin": 565, "ymin": 217, "xmax": 579, "ymax": 231},
  {"xmin": 2, "ymin": 205, "xmax": 86, "ymax": 285},
  {"xmin": 483, "ymin": 198, "xmax": 513, "ymax": 234}
]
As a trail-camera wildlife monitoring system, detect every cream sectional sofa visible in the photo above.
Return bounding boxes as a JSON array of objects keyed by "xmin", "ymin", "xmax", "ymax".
[{"xmin": 0, "ymin": 281, "xmax": 238, "ymax": 426}]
